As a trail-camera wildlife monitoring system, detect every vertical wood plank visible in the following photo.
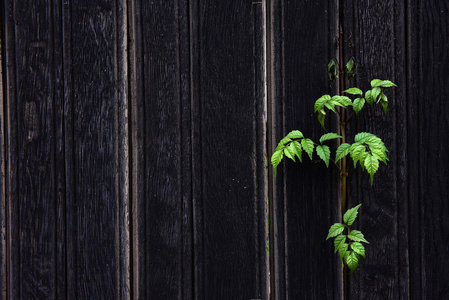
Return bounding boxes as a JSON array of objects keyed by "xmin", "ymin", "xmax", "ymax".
[
  {"xmin": 64, "ymin": 0, "xmax": 129, "ymax": 298},
  {"xmin": 192, "ymin": 1, "xmax": 268, "ymax": 299},
  {"xmin": 342, "ymin": 1, "xmax": 406, "ymax": 299},
  {"xmin": 269, "ymin": 0, "xmax": 341, "ymax": 299},
  {"xmin": 412, "ymin": 1, "xmax": 449, "ymax": 298},
  {"xmin": 3, "ymin": 1, "xmax": 63, "ymax": 298},
  {"xmin": 0, "ymin": 18, "xmax": 6, "ymax": 300},
  {"xmin": 131, "ymin": 0, "xmax": 193, "ymax": 298}
]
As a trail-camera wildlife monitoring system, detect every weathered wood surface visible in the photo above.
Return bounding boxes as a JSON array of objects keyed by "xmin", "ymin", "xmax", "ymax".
[
  {"xmin": 130, "ymin": 0, "xmax": 268, "ymax": 298},
  {"xmin": 269, "ymin": 0, "xmax": 342, "ymax": 299},
  {"xmin": 342, "ymin": 1, "xmax": 405, "ymax": 299},
  {"xmin": 2, "ymin": 0, "xmax": 449, "ymax": 299}
]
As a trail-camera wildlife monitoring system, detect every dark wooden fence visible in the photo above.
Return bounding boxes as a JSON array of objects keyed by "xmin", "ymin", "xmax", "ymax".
[{"xmin": 1, "ymin": 0, "xmax": 448, "ymax": 299}]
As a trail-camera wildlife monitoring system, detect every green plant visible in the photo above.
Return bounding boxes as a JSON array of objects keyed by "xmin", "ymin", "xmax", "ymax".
[{"xmin": 271, "ymin": 68, "xmax": 396, "ymax": 273}]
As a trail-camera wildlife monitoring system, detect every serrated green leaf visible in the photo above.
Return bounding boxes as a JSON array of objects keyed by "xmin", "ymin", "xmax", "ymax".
[
  {"xmin": 326, "ymin": 223, "xmax": 345, "ymax": 240},
  {"xmin": 365, "ymin": 154, "xmax": 380, "ymax": 185},
  {"xmin": 359, "ymin": 151, "xmax": 369, "ymax": 171},
  {"xmin": 353, "ymin": 97, "xmax": 365, "ymax": 115},
  {"xmin": 370, "ymin": 79, "xmax": 382, "ymax": 87},
  {"xmin": 286, "ymin": 130, "xmax": 304, "ymax": 139},
  {"xmin": 375, "ymin": 80, "xmax": 397, "ymax": 88},
  {"xmin": 349, "ymin": 144, "xmax": 366, "ymax": 168},
  {"xmin": 284, "ymin": 143, "xmax": 296, "ymax": 162},
  {"xmin": 332, "ymin": 95, "xmax": 352, "ymax": 107},
  {"xmin": 314, "ymin": 95, "xmax": 332, "ymax": 112},
  {"xmin": 319, "ymin": 133, "xmax": 342, "ymax": 144},
  {"xmin": 380, "ymin": 92, "xmax": 388, "ymax": 114},
  {"xmin": 371, "ymin": 87, "xmax": 381, "ymax": 102},
  {"xmin": 345, "ymin": 251, "xmax": 360, "ymax": 273},
  {"xmin": 334, "ymin": 235, "xmax": 347, "ymax": 254},
  {"xmin": 291, "ymin": 140, "xmax": 303, "ymax": 162},
  {"xmin": 365, "ymin": 90, "xmax": 374, "ymax": 106},
  {"xmin": 346, "ymin": 58, "xmax": 354, "ymax": 74},
  {"xmin": 351, "ymin": 242, "xmax": 366, "ymax": 258},
  {"xmin": 348, "ymin": 230, "xmax": 369, "ymax": 243},
  {"xmin": 318, "ymin": 112, "xmax": 326, "ymax": 130},
  {"xmin": 276, "ymin": 137, "xmax": 292, "ymax": 151},
  {"xmin": 335, "ymin": 143, "xmax": 351, "ymax": 162},
  {"xmin": 344, "ymin": 87, "xmax": 363, "ymax": 96},
  {"xmin": 354, "ymin": 132, "xmax": 375, "ymax": 142},
  {"xmin": 301, "ymin": 138, "xmax": 315, "ymax": 160},
  {"xmin": 316, "ymin": 145, "xmax": 331, "ymax": 167},
  {"xmin": 343, "ymin": 204, "xmax": 362, "ymax": 226},
  {"xmin": 271, "ymin": 149, "xmax": 284, "ymax": 176},
  {"xmin": 328, "ymin": 59, "xmax": 338, "ymax": 81},
  {"xmin": 339, "ymin": 243, "xmax": 349, "ymax": 260},
  {"xmin": 324, "ymin": 102, "xmax": 337, "ymax": 113}
]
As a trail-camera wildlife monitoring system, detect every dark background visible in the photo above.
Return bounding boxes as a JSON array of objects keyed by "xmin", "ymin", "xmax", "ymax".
[{"xmin": 1, "ymin": 0, "xmax": 448, "ymax": 299}]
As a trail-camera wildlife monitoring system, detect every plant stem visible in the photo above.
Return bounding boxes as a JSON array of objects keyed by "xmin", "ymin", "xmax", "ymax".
[{"xmin": 339, "ymin": 25, "xmax": 348, "ymax": 218}]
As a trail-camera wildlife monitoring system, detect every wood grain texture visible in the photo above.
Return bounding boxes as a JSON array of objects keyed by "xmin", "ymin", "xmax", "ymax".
[
  {"xmin": 131, "ymin": 0, "xmax": 191, "ymax": 298},
  {"xmin": 64, "ymin": 0, "xmax": 129, "ymax": 298},
  {"xmin": 0, "ymin": 19, "xmax": 6, "ymax": 300},
  {"xmin": 192, "ymin": 1, "xmax": 268, "ymax": 299},
  {"xmin": 270, "ymin": 0, "xmax": 341, "ymax": 299},
  {"xmin": 4, "ymin": 1, "xmax": 61, "ymax": 298},
  {"xmin": 412, "ymin": 1, "xmax": 449, "ymax": 298},
  {"xmin": 343, "ymin": 1, "xmax": 403, "ymax": 299}
]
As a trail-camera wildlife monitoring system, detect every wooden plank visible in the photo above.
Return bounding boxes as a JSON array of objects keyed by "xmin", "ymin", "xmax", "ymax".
[
  {"xmin": 3, "ymin": 1, "xmax": 63, "ymax": 298},
  {"xmin": 0, "ymin": 18, "xmax": 6, "ymax": 300},
  {"xmin": 342, "ymin": 1, "xmax": 406, "ymax": 298},
  {"xmin": 130, "ymin": 0, "xmax": 193, "ymax": 298},
  {"xmin": 64, "ymin": 0, "xmax": 129, "ymax": 298},
  {"xmin": 412, "ymin": 1, "xmax": 449, "ymax": 298},
  {"xmin": 269, "ymin": 0, "xmax": 341, "ymax": 299},
  {"xmin": 192, "ymin": 1, "xmax": 268, "ymax": 299}
]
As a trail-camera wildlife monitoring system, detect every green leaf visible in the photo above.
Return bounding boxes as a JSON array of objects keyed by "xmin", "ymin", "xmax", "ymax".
[
  {"xmin": 319, "ymin": 132, "xmax": 342, "ymax": 144},
  {"xmin": 343, "ymin": 204, "xmax": 362, "ymax": 226},
  {"xmin": 291, "ymin": 140, "xmax": 303, "ymax": 162},
  {"xmin": 339, "ymin": 243, "xmax": 349, "ymax": 260},
  {"xmin": 328, "ymin": 59, "xmax": 338, "ymax": 81},
  {"xmin": 344, "ymin": 87, "xmax": 363, "ymax": 96},
  {"xmin": 348, "ymin": 230, "xmax": 369, "ymax": 244},
  {"xmin": 271, "ymin": 149, "xmax": 284, "ymax": 176},
  {"xmin": 380, "ymin": 92, "xmax": 388, "ymax": 114},
  {"xmin": 284, "ymin": 143, "xmax": 296, "ymax": 162},
  {"xmin": 326, "ymin": 223, "xmax": 345, "ymax": 240},
  {"xmin": 353, "ymin": 97, "xmax": 365, "ymax": 115},
  {"xmin": 374, "ymin": 79, "xmax": 397, "ymax": 88},
  {"xmin": 365, "ymin": 154, "xmax": 380, "ymax": 185},
  {"xmin": 349, "ymin": 143, "xmax": 366, "ymax": 168},
  {"xmin": 286, "ymin": 130, "xmax": 304, "ymax": 139},
  {"xmin": 354, "ymin": 132, "xmax": 375, "ymax": 143},
  {"xmin": 334, "ymin": 235, "xmax": 347, "ymax": 254},
  {"xmin": 351, "ymin": 242, "xmax": 366, "ymax": 258},
  {"xmin": 335, "ymin": 143, "xmax": 351, "ymax": 162},
  {"xmin": 276, "ymin": 137, "xmax": 292, "ymax": 151},
  {"xmin": 371, "ymin": 87, "xmax": 381, "ymax": 102},
  {"xmin": 332, "ymin": 95, "xmax": 352, "ymax": 107},
  {"xmin": 370, "ymin": 79, "xmax": 382, "ymax": 88},
  {"xmin": 345, "ymin": 251, "xmax": 360, "ymax": 274},
  {"xmin": 316, "ymin": 145, "xmax": 331, "ymax": 167},
  {"xmin": 314, "ymin": 95, "xmax": 332, "ymax": 112},
  {"xmin": 365, "ymin": 90, "xmax": 374, "ymax": 106},
  {"xmin": 318, "ymin": 112, "xmax": 326, "ymax": 130},
  {"xmin": 346, "ymin": 58, "xmax": 354, "ymax": 74},
  {"xmin": 301, "ymin": 138, "xmax": 315, "ymax": 160}
]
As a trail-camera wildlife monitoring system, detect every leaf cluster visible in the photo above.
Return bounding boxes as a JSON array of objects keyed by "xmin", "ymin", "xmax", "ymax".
[
  {"xmin": 315, "ymin": 79, "xmax": 397, "ymax": 130},
  {"xmin": 271, "ymin": 131, "xmax": 342, "ymax": 175},
  {"xmin": 326, "ymin": 204, "xmax": 369, "ymax": 273}
]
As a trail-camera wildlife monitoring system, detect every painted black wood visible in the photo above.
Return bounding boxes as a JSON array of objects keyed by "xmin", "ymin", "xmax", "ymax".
[
  {"xmin": 64, "ymin": 0, "xmax": 129, "ymax": 298},
  {"xmin": 409, "ymin": 1, "xmax": 449, "ymax": 299},
  {"xmin": 269, "ymin": 0, "xmax": 342, "ymax": 299},
  {"xmin": 191, "ymin": 1, "xmax": 268, "ymax": 299},
  {"xmin": 0, "ymin": 20, "xmax": 6, "ymax": 300},
  {"xmin": 342, "ymin": 1, "xmax": 404, "ymax": 299}
]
